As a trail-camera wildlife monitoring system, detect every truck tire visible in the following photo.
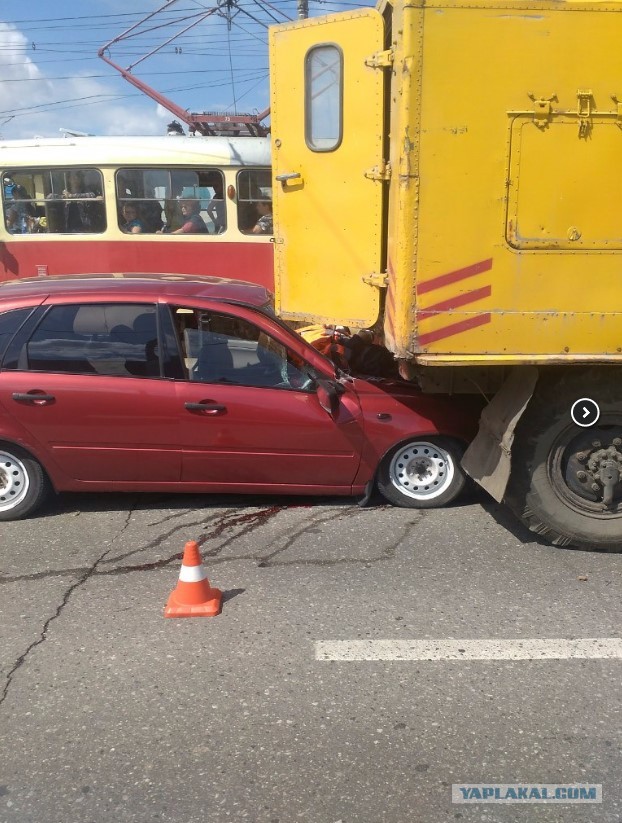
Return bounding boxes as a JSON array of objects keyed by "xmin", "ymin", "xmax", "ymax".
[
  {"xmin": 0, "ymin": 443, "xmax": 50, "ymax": 521},
  {"xmin": 376, "ymin": 436, "xmax": 466, "ymax": 508},
  {"xmin": 505, "ymin": 371, "xmax": 622, "ymax": 552}
]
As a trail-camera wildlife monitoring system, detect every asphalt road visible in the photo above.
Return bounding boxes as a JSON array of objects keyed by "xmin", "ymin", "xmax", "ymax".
[{"xmin": 1, "ymin": 489, "xmax": 620, "ymax": 823}]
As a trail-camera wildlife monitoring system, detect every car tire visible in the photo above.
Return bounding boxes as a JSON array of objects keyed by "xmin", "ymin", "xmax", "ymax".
[
  {"xmin": 0, "ymin": 444, "xmax": 50, "ymax": 521},
  {"xmin": 376, "ymin": 436, "xmax": 467, "ymax": 508}
]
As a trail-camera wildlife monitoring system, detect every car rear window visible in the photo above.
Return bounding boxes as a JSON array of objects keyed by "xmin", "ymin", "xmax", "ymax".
[
  {"xmin": 0, "ymin": 307, "xmax": 33, "ymax": 361},
  {"xmin": 8, "ymin": 303, "xmax": 160, "ymax": 378}
]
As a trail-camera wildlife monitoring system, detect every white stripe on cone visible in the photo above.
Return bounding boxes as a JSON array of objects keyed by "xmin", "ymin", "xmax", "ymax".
[{"xmin": 179, "ymin": 564, "xmax": 207, "ymax": 583}]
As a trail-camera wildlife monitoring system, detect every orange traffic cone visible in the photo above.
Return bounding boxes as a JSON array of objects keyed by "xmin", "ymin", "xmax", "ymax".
[{"xmin": 164, "ymin": 541, "xmax": 222, "ymax": 618}]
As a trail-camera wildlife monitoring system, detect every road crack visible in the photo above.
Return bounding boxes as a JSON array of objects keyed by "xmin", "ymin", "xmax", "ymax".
[{"xmin": 0, "ymin": 501, "xmax": 138, "ymax": 708}]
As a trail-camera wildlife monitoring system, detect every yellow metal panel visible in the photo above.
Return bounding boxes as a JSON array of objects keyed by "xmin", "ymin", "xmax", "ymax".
[
  {"xmin": 383, "ymin": 0, "xmax": 622, "ymax": 364},
  {"xmin": 508, "ymin": 116, "xmax": 622, "ymax": 249},
  {"xmin": 383, "ymin": 0, "xmax": 423, "ymax": 358},
  {"xmin": 269, "ymin": 10, "xmax": 385, "ymax": 327},
  {"xmin": 416, "ymin": 308, "xmax": 622, "ymax": 356}
]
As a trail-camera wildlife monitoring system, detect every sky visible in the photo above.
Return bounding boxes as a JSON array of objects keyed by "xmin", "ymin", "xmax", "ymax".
[{"xmin": 0, "ymin": 0, "xmax": 369, "ymax": 140}]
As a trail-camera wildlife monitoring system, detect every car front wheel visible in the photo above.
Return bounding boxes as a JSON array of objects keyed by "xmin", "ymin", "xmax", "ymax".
[
  {"xmin": 376, "ymin": 436, "xmax": 466, "ymax": 508},
  {"xmin": 0, "ymin": 445, "xmax": 50, "ymax": 521}
]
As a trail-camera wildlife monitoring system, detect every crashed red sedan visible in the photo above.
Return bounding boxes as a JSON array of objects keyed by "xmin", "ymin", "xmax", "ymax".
[{"xmin": 0, "ymin": 274, "xmax": 481, "ymax": 519}]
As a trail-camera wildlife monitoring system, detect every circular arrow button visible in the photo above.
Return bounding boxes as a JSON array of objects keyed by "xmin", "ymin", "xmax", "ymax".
[{"xmin": 570, "ymin": 397, "xmax": 600, "ymax": 428}]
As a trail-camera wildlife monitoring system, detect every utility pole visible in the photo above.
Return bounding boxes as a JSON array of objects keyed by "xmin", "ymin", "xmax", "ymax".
[{"xmin": 297, "ymin": 0, "xmax": 308, "ymax": 18}]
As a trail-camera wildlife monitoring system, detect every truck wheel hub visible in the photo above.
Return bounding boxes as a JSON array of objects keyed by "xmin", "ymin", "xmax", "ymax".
[{"xmin": 564, "ymin": 429, "xmax": 622, "ymax": 509}]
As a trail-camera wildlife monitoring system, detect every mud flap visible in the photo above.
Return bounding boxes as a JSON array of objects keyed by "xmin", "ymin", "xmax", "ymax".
[{"xmin": 461, "ymin": 366, "xmax": 539, "ymax": 502}]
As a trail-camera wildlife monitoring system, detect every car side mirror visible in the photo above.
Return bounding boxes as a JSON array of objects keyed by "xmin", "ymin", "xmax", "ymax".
[{"xmin": 315, "ymin": 378, "xmax": 343, "ymax": 416}]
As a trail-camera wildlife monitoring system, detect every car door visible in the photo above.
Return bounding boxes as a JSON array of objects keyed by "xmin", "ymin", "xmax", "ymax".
[
  {"xmin": 0, "ymin": 301, "xmax": 181, "ymax": 483},
  {"xmin": 171, "ymin": 304, "xmax": 365, "ymax": 490}
]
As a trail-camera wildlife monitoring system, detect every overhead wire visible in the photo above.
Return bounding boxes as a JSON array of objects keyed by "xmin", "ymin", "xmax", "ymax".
[{"xmin": 0, "ymin": 0, "xmax": 371, "ymax": 132}]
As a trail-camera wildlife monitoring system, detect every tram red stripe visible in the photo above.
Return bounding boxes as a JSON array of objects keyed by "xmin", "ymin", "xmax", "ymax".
[
  {"xmin": 417, "ymin": 285, "xmax": 492, "ymax": 319},
  {"xmin": 417, "ymin": 258, "xmax": 493, "ymax": 296},
  {"xmin": 417, "ymin": 313, "xmax": 491, "ymax": 346}
]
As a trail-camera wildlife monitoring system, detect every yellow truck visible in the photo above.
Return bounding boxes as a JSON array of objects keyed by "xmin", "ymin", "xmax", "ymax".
[{"xmin": 269, "ymin": 0, "xmax": 622, "ymax": 551}]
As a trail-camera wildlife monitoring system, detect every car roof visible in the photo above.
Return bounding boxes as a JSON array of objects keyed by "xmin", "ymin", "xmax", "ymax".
[{"xmin": 0, "ymin": 273, "xmax": 272, "ymax": 308}]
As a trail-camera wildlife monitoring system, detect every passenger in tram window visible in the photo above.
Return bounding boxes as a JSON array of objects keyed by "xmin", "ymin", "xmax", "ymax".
[
  {"xmin": 6, "ymin": 185, "xmax": 36, "ymax": 234},
  {"xmin": 251, "ymin": 200, "xmax": 273, "ymax": 235},
  {"xmin": 164, "ymin": 171, "xmax": 198, "ymax": 232},
  {"xmin": 138, "ymin": 194, "xmax": 164, "ymax": 233},
  {"xmin": 119, "ymin": 203, "xmax": 145, "ymax": 234},
  {"xmin": 236, "ymin": 169, "xmax": 271, "ymax": 234},
  {"xmin": 157, "ymin": 199, "xmax": 208, "ymax": 234},
  {"xmin": 116, "ymin": 173, "xmax": 135, "ymax": 226},
  {"xmin": 203, "ymin": 171, "xmax": 226, "ymax": 234},
  {"xmin": 116, "ymin": 169, "xmax": 164, "ymax": 233},
  {"xmin": 163, "ymin": 197, "xmax": 183, "ymax": 233},
  {"xmin": 3, "ymin": 176, "xmax": 16, "ymax": 201},
  {"xmin": 238, "ymin": 202, "xmax": 257, "ymax": 232},
  {"xmin": 47, "ymin": 170, "xmax": 104, "ymax": 233}
]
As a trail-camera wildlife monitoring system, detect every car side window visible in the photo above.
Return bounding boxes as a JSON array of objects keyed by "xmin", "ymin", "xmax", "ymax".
[
  {"xmin": 0, "ymin": 307, "xmax": 33, "ymax": 361},
  {"xmin": 8, "ymin": 303, "xmax": 160, "ymax": 377},
  {"xmin": 171, "ymin": 306, "xmax": 315, "ymax": 390}
]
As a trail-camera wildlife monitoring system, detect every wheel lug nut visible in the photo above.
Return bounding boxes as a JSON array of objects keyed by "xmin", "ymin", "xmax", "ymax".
[
  {"xmin": 591, "ymin": 482, "xmax": 600, "ymax": 492},
  {"xmin": 613, "ymin": 438, "xmax": 622, "ymax": 447},
  {"xmin": 576, "ymin": 452, "xmax": 587, "ymax": 462},
  {"xmin": 592, "ymin": 440, "xmax": 601, "ymax": 449},
  {"xmin": 577, "ymin": 471, "xmax": 587, "ymax": 481}
]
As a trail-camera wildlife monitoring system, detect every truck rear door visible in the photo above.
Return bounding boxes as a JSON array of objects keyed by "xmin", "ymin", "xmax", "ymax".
[{"xmin": 269, "ymin": 9, "xmax": 386, "ymax": 329}]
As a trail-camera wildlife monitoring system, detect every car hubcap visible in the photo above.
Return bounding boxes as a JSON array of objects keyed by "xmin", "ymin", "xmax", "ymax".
[
  {"xmin": 0, "ymin": 452, "xmax": 29, "ymax": 511},
  {"xmin": 389, "ymin": 441, "xmax": 455, "ymax": 500}
]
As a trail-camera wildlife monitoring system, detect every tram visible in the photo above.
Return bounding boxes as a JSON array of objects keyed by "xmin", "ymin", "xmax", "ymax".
[{"xmin": 0, "ymin": 135, "xmax": 273, "ymax": 288}]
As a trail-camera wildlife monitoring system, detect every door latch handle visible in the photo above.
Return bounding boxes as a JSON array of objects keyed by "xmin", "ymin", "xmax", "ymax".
[
  {"xmin": 275, "ymin": 171, "xmax": 301, "ymax": 182},
  {"xmin": 185, "ymin": 401, "xmax": 226, "ymax": 415},
  {"xmin": 12, "ymin": 392, "xmax": 56, "ymax": 404}
]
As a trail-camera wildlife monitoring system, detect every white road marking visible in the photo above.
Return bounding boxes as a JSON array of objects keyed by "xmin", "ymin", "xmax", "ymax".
[{"xmin": 315, "ymin": 638, "xmax": 622, "ymax": 661}]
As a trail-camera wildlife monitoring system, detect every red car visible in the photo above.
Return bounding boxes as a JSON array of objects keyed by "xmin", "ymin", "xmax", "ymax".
[{"xmin": 0, "ymin": 274, "xmax": 481, "ymax": 520}]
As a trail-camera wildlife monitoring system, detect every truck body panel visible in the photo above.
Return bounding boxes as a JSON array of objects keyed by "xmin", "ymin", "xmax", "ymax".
[{"xmin": 390, "ymin": 0, "xmax": 622, "ymax": 364}]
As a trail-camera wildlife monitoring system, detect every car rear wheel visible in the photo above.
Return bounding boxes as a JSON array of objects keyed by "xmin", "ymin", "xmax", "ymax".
[
  {"xmin": 376, "ymin": 437, "xmax": 466, "ymax": 508},
  {"xmin": 0, "ymin": 445, "xmax": 50, "ymax": 521}
]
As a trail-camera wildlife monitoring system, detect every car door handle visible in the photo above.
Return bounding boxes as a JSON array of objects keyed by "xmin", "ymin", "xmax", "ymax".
[
  {"xmin": 12, "ymin": 392, "xmax": 56, "ymax": 404},
  {"xmin": 185, "ymin": 401, "xmax": 227, "ymax": 415}
]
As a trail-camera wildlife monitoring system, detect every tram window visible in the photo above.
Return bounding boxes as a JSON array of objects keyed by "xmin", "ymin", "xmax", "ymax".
[
  {"xmin": 237, "ymin": 169, "xmax": 273, "ymax": 234},
  {"xmin": 305, "ymin": 45, "xmax": 343, "ymax": 152},
  {"xmin": 116, "ymin": 168, "xmax": 226, "ymax": 234},
  {"xmin": 2, "ymin": 168, "xmax": 105, "ymax": 234}
]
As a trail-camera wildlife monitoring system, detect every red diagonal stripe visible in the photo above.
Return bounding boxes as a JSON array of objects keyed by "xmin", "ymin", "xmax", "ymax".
[
  {"xmin": 385, "ymin": 257, "xmax": 396, "ymax": 341},
  {"xmin": 417, "ymin": 258, "xmax": 493, "ymax": 296},
  {"xmin": 418, "ymin": 313, "xmax": 491, "ymax": 346},
  {"xmin": 386, "ymin": 258, "xmax": 396, "ymax": 308},
  {"xmin": 417, "ymin": 285, "xmax": 492, "ymax": 320}
]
